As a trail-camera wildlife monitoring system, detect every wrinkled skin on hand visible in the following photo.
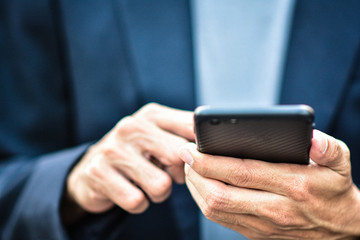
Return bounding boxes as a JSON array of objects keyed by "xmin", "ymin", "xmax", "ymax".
[
  {"xmin": 65, "ymin": 103, "xmax": 194, "ymax": 216},
  {"xmin": 180, "ymin": 130, "xmax": 360, "ymax": 239}
]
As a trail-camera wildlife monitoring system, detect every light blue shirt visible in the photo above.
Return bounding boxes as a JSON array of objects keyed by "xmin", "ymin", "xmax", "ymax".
[
  {"xmin": 193, "ymin": 0, "xmax": 295, "ymax": 108},
  {"xmin": 192, "ymin": 0, "xmax": 296, "ymax": 239}
]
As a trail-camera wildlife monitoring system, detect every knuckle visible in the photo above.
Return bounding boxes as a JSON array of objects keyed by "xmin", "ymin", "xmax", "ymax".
[
  {"xmin": 145, "ymin": 102, "xmax": 161, "ymax": 110},
  {"xmin": 258, "ymin": 226, "xmax": 278, "ymax": 237},
  {"xmin": 326, "ymin": 136, "xmax": 348, "ymax": 161},
  {"xmin": 115, "ymin": 116, "xmax": 142, "ymax": 135},
  {"xmin": 202, "ymin": 204, "xmax": 216, "ymax": 220},
  {"xmin": 150, "ymin": 174, "xmax": 172, "ymax": 200},
  {"xmin": 286, "ymin": 176, "xmax": 310, "ymax": 202},
  {"xmin": 137, "ymin": 102, "xmax": 161, "ymax": 117},
  {"xmin": 257, "ymin": 203, "xmax": 297, "ymax": 228},
  {"xmin": 102, "ymin": 148, "xmax": 117, "ymax": 159},
  {"xmin": 194, "ymin": 154, "xmax": 211, "ymax": 176},
  {"xmin": 119, "ymin": 116, "xmax": 134, "ymax": 126},
  {"xmin": 256, "ymin": 204, "xmax": 272, "ymax": 220},
  {"xmin": 329, "ymin": 139, "xmax": 341, "ymax": 160},
  {"xmin": 204, "ymin": 186, "xmax": 227, "ymax": 211},
  {"xmin": 115, "ymin": 117, "xmax": 150, "ymax": 145},
  {"xmin": 85, "ymin": 154, "xmax": 105, "ymax": 179},
  {"xmin": 229, "ymin": 165, "xmax": 253, "ymax": 187},
  {"xmin": 271, "ymin": 214, "xmax": 292, "ymax": 227},
  {"xmin": 201, "ymin": 189, "xmax": 229, "ymax": 222},
  {"xmin": 338, "ymin": 140, "xmax": 350, "ymax": 159},
  {"xmin": 123, "ymin": 193, "xmax": 148, "ymax": 213},
  {"xmin": 87, "ymin": 189, "xmax": 102, "ymax": 202}
]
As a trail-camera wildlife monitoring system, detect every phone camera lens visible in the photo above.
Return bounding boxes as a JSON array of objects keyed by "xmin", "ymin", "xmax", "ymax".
[{"xmin": 210, "ymin": 119, "xmax": 220, "ymax": 125}]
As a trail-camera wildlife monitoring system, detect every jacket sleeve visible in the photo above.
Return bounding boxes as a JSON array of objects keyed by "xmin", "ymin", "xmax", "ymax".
[{"xmin": 0, "ymin": 144, "xmax": 90, "ymax": 240}]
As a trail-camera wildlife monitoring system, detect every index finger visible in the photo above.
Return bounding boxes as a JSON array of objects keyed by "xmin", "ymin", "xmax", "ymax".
[
  {"xmin": 134, "ymin": 103, "xmax": 195, "ymax": 141},
  {"xmin": 179, "ymin": 143, "xmax": 318, "ymax": 197}
]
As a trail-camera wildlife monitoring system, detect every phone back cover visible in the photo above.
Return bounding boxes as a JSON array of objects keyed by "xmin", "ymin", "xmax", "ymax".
[{"xmin": 195, "ymin": 106, "xmax": 314, "ymax": 164}]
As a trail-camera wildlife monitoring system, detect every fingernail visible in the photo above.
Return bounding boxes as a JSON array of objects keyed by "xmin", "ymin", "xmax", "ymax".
[
  {"xmin": 179, "ymin": 149, "xmax": 194, "ymax": 166},
  {"xmin": 313, "ymin": 130, "xmax": 328, "ymax": 154},
  {"xmin": 184, "ymin": 163, "xmax": 191, "ymax": 175},
  {"xmin": 321, "ymin": 137, "xmax": 328, "ymax": 154}
]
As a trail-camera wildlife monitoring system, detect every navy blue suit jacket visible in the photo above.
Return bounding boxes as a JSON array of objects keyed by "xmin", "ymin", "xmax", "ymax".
[{"xmin": 0, "ymin": 1, "xmax": 359, "ymax": 239}]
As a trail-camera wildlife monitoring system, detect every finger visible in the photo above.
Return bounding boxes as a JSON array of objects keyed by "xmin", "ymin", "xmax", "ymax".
[
  {"xmin": 180, "ymin": 143, "xmax": 311, "ymax": 196},
  {"xmin": 201, "ymin": 214, "xmax": 308, "ymax": 240},
  {"xmin": 68, "ymin": 165, "xmax": 114, "ymax": 213},
  {"xmin": 219, "ymin": 220, "xmax": 341, "ymax": 240},
  {"xmin": 136, "ymin": 118, "xmax": 188, "ymax": 162},
  {"xmin": 310, "ymin": 130, "xmax": 351, "ymax": 176},
  {"xmin": 141, "ymin": 126, "xmax": 188, "ymax": 184},
  {"xmin": 164, "ymin": 163, "xmax": 186, "ymax": 184},
  {"xmin": 108, "ymin": 147, "xmax": 173, "ymax": 203},
  {"xmin": 184, "ymin": 164, "xmax": 287, "ymax": 216},
  {"xmin": 125, "ymin": 117, "xmax": 188, "ymax": 183},
  {"xmin": 185, "ymin": 164, "xmax": 254, "ymax": 216},
  {"xmin": 184, "ymin": 166, "xmax": 332, "ymax": 239},
  {"xmin": 101, "ymin": 168, "xmax": 149, "ymax": 214},
  {"xmin": 85, "ymin": 154, "xmax": 150, "ymax": 214},
  {"xmin": 134, "ymin": 103, "xmax": 195, "ymax": 140}
]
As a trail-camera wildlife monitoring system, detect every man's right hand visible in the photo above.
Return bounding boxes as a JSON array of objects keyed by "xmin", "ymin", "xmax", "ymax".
[{"xmin": 64, "ymin": 103, "xmax": 194, "ymax": 217}]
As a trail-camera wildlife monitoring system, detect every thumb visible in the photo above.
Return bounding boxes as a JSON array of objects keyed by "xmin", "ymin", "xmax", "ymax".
[{"xmin": 310, "ymin": 130, "xmax": 351, "ymax": 176}]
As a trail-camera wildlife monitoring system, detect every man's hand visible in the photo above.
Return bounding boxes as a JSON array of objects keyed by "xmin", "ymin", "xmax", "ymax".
[
  {"xmin": 179, "ymin": 130, "xmax": 360, "ymax": 239},
  {"xmin": 65, "ymin": 103, "xmax": 194, "ymax": 218}
]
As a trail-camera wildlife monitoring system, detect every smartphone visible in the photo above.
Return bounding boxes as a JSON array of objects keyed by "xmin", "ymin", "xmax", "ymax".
[{"xmin": 194, "ymin": 105, "xmax": 314, "ymax": 164}]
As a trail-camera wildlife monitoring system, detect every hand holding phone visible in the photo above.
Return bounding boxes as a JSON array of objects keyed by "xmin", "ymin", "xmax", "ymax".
[{"xmin": 194, "ymin": 105, "xmax": 314, "ymax": 164}]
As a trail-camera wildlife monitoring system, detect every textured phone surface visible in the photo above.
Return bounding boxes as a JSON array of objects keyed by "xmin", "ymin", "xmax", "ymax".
[{"xmin": 195, "ymin": 106, "xmax": 314, "ymax": 164}]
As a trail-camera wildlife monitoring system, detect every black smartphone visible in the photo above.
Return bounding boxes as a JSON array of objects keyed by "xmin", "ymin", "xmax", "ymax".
[{"xmin": 194, "ymin": 105, "xmax": 314, "ymax": 164}]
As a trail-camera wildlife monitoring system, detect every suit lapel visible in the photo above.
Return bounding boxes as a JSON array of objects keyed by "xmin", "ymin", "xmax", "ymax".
[
  {"xmin": 59, "ymin": 1, "xmax": 141, "ymax": 142},
  {"xmin": 58, "ymin": 0, "xmax": 195, "ymax": 143},
  {"xmin": 280, "ymin": 0, "xmax": 360, "ymax": 131},
  {"xmin": 114, "ymin": 0, "xmax": 195, "ymax": 110}
]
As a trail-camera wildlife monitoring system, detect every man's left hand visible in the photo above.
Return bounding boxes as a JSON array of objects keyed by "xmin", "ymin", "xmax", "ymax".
[{"xmin": 179, "ymin": 130, "xmax": 360, "ymax": 239}]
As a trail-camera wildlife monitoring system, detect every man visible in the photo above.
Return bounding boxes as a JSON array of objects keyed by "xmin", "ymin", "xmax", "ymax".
[
  {"xmin": 184, "ymin": 0, "xmax": 360, "ymax": 238},
  {"xmin": 0, "ymin": 0, "xmax": 359, "ymax": 239}
]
